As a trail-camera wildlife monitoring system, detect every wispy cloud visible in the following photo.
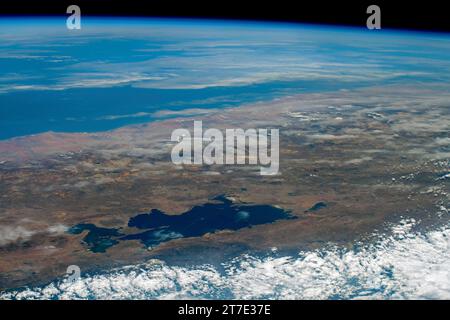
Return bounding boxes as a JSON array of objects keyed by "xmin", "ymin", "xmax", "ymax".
[
  {"xmin": 96, "ymin": 111, "xmax": 153, "ymax": 121},
  {"xmin": 1, "ymin": 21, "xmax": 449, "ymax": 94},
  {"xmin": 0, "ymin": 224, "xmax": 69, "ymax": 246},
  {"xmin": 0, "ymin": 226, "xmax": 35, "ymax": 246}
]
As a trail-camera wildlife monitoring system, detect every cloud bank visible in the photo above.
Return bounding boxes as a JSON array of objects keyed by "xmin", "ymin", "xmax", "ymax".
[{"xmin": 3, "ymin": 218, "xmax": 450, "ymax": 300}]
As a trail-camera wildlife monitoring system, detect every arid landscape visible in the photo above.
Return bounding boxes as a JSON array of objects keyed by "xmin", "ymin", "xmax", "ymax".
[{"xmin": 1, "ymin": 84, "xmax": 449, "ymax": 291}]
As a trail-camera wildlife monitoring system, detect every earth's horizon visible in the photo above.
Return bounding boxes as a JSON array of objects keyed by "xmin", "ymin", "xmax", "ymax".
[{"xmin": 0, "ymin": 17, "xmax": 449, "ymax": 299}]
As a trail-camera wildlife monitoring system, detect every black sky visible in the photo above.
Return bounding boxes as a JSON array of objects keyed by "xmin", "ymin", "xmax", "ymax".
[{"xmin": 2, "ymin": 0, "xmax": 450, "ymax": 33}]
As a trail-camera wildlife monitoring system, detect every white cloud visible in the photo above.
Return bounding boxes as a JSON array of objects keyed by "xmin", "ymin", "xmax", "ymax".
[
  {"xmin": 2, "ymin": 21, "xmax": 449, "ymax": 94},
  {"xmin": 0, "ymin": 224, "xmax": 69, "ymax": 246},
  {"xmin": 47, "ymin": 224, "xmax": 68, "ymax": 234},
  {"xmin": 96, "ymin": 112, "xmax": 153, "ymax": 121},
  {"xmin": 3, "ymin": 219, "xmax": 450, "ymax": 300},
  {"xmin": 0, "ymin": 226, "xmax": 35, "ymax": 246}
]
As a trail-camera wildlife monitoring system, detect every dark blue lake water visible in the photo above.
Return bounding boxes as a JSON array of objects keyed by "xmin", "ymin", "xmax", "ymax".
[{"xmin": 68, "ymin": 195, "xmax": 297, "ymax": 253}]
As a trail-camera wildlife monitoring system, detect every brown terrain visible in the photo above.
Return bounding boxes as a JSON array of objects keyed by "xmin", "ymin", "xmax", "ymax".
[{"xmin": 0, "ymin": 84, "xmax": 449, "ymax": 290}]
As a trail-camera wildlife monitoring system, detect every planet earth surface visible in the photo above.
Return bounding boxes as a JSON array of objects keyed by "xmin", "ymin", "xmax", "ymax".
[{"xmin": 0, "ymin": 18, "xmax": 449, "ymax": 299}]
